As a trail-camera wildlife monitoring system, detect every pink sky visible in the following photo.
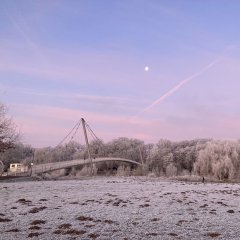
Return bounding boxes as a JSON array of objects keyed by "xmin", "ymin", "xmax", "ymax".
[{"xmin": 1, "ymin": 1, "xmax": 240, "ymax": 147}]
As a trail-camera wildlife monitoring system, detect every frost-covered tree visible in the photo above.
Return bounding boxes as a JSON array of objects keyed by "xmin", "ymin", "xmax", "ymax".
[
  {"xmin": 0, "ymin": 103, "xmax": 19, "ymax": 152},
  {"xmin": 194, "ymin": 140, "xmax": 240, "ymax": 180},
  {"xmin": 34, "ymin": 147, "xmax": 53, "ymax": 164},
  {"xmin": 89, "ymin": 139, "xmax": 106, "ymax": 158},
  {"xmin": 0, "ymin": 143, "xmax": 33, "ymax": 171},
  {"xmin": 105, "ymin": 137, "xmax": 145, "ymax": 162},
  {"xmin": 166, "ymin": 163, "xmax": 177, "ymax": 177},
  {"xmin": 147, "ymin": 139, "xmax": 210, "ymax": 176},
  {"xmin": 171, "ymin": 139, "xmax": 209, "ymax": 173},
  {"xmin": 34, "ymin": 141, "xmax": 84, "ymax": 164},
  {"xmin": 148, "ymin": 139, "xmax": 174, "ymax": 175}
]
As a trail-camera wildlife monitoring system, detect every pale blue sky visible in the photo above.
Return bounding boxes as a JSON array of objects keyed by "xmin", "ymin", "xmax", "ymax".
[{"xmin": 1, "ymin": 0, "xmax": 240, "ymax": 146}]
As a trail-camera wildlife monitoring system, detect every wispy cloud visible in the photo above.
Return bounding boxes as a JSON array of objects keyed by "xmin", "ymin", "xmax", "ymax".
[
  {"xmin": 11, "ymin": 103, "xmax": 159, "ymax": 146},
  {"xmin": 142, "ymin": 58, "xmax": 221, "ymax": 112},
  {"xmin": 2, "ymin": 1, "xmax": 46, "ymax": 61},
  {"xmin": 0, "ymin": 84, "xmax": 149, "ymax": 111},
  {"xmin": 10, "ymin": 103, "xmax": 240, "ymax": 147},
  {"xmin": 0, "ymin": 44, "xmax": 142, "ymax": 85}
]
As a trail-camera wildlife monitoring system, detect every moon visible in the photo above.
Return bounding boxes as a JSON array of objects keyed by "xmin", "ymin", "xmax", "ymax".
[{"xmin": 144, "ymin": 66, "xmax": 149, "ymax": 72}]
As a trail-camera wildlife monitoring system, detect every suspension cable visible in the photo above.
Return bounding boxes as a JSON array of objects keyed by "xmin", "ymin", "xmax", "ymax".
[
  {"xmin": 85, "ymin": 121, "xmax": 100, "ymax": 141},
  {"xmin": 56, "ymin": 120, "xmax": 81, "ymax": 147},
  {"xmin": 86, "ymin": 125, "xmax": 98, "ymax": 141},
  {"xmin": 69, "ymin": 121, "xmax": 81, "ymax": 143}
]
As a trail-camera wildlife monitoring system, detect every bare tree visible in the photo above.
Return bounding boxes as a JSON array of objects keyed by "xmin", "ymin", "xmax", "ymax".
[{"xmin": 0, "ymin": 103, "xmax": 19, "ymax": 152}]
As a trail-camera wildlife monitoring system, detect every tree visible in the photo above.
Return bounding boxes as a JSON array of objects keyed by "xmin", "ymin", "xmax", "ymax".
[
  {"xmin": 0, "ymin": 143, "xmax": 33, "ymax": 171},
  {"xmin": 89, "ymin": 139, "xmax": 105, "ymax": 158},
  {"xmin": 148, "ymin": 139, "xmax": 173, "ymax": 175},
  {"xmin": 106, "ymin": 137, "xmax": 145, "ymax": 162},
  {"xmin": 171, "ymin": 139, "xmax": 209, "ymax": 174},
  {"xmin": 0, "ymin": 103, "xmax": 19, "ymax": 153},
  {"xmin": 194, "ymin": 140, "xmax": 240, "ymax": 180}
]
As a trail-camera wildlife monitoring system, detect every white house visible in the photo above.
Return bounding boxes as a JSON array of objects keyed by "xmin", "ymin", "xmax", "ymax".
[{"xmin": 9, "ymin": 163, "xmax": 28, "ymax": 173}]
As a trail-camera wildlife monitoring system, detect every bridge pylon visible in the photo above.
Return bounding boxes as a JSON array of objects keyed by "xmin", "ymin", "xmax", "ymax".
[{"xmin": 81, "ymin": 118, "xmax": 94, "ymax": 175}]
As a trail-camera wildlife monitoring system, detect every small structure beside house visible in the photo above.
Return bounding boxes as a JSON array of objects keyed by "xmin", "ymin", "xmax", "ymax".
[{"xmin": 9, "ymin": 163, "xmax": 28, "ymax": 173}]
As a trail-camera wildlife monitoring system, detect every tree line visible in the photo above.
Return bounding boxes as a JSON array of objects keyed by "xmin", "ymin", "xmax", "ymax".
[{"xmin": 1, "ymin": 103, "xmax": 240, "ymax": 180}]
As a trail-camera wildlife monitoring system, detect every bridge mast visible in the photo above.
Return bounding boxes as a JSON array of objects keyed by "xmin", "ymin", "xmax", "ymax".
[{"xmin": 81, "ymin": 118, "xmax": 94, "ymax": 175}]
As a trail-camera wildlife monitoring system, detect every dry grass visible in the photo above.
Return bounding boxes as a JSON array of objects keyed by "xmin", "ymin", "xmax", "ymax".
[
  {"xmin": 217, "ymin": 201, "xmax": 228, "ymax": 206},
  {"xmin": 5, "ymin": 228, "xmax": 20, "ymax": 232},
  {"xmin": 93, "ymin": 219, "xmax": 102, "ymax": 223},
  {"xmin": 132, "ymin": 222, "xmax": 138, "ymax": 226},
  {"xmin": 105, "ymin": 199, "xmax": 113, "ymax": 204},
  {"xmin": 200, "ymin": 204, "xmax": 208, "ymax": 208},
  {"xmin": 139, "ymin": 203, "xmax": 150, "ymax": 208},
  {"xmin": 30, "ymin": 220, "xmax": 46, "ymax": 225},
  {"xmin": 146, "ymin": 232, "xmax": 158, "ymax": 236},
  {"xmin": 39, "ymin": 199, "xmax": 48, "ymax": 202},
  {"xmin": 76, "ymin": 215, "xmax": 94, "ymax": 221},
  {"xmin": 16, "ymin": 198, "xmax": 32, "ymax": 204},
  {"xmin": 207, "ymin": 232, "xmax": 221, "ymax": 238},
  {"xmin": 176, "ymin": 220, "xmax": 188, "ymax": 226},
  {"xmin": 54, "ymin": 228, "xmax": 86, "ymax": 236},
  {"xmin": 85, "ymin": 224, "xmax": 95, "ymax": 228},
  {"xmin": 113, "ymin": 200, "xmax": 122, "ymax": 206},
  {"xmin": 53, "ymin": 229, "xmax": 62, "ymax": 235},
  {"xmin": 89, "ymin": 233, "xmax": 100, "ymax": 239},
  {"xmin": 63, "ymin": 229, "xmax": 86, "ymax": 235},
  {"xmin": 28, "ymin": 232, "xmax": 42, "ymax": 238},
  {"xmin": 29, "ymin": 206, "xmax": 47, "ymax": 214},
  {"xmin": 209, "ymin": 210, "xmax": 217, "ymax": 215},
  {"xmin": 58, "ymin": 223, "xmax": 72, "ymax": 229},
  {"xmin": 104, "ymin": 219, "xmax": 114, "ymax": 224},
  {"xmin": 29, "ymin": 226, "xmax": 41, "ymax": 230},
  {"xmin": 0, "ymin": 217, "xmax": 11, "ymax": 222},
  {"xmin": 106, "ymin": 193, "xmax": 117, "ymax": 197},
  {"xmin": 168, "ymin": 232, "xmax": 178, "ymax": 236}
]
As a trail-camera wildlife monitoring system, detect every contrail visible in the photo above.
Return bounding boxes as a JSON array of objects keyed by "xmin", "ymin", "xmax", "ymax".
[
  {"xmin": 142, "ymin": 58, "xmax": 221, "ymax": 112},
  {"xmin": 3, "ymin": 2, "xmax": 46, "ymax": 61}
]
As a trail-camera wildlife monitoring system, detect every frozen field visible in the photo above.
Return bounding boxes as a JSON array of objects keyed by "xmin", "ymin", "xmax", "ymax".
[{"xmin": 1, "ymin": 177, "xmax": 240, "ymax": 240}]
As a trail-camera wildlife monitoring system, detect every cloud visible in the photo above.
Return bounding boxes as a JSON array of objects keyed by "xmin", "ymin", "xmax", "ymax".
[
  {"xmin": 10, "ymin": 103, "xmax": 159, "ymax": 147},
  {"xmin": 0, "ymin": 39, "xmax": 141, "ymax": 85},
  {"xmin": 142, "ymin": 58, "xmax": 221, "ymax": 112},
  {"xmin": 2, "ymin": 86, "xmax": 130, "ymax": 103},
  {"xmin": 0, "ymin": 84, "xmax": 149, "ymax": 116},
  {"xmin": 10, "ymin": 103, "xmax": 240, "ymax": 147},
  {"xmin": 2, "ymin": 1, "xmax": 47, "ymax": 62}
]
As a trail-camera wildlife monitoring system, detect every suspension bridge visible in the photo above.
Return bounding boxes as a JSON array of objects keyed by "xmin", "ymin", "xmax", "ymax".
[{"xmin": 30, "ymin": 118, "xmax": 143, "ymax": 175}]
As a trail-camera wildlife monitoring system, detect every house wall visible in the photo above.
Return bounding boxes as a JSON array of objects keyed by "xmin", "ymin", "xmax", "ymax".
[{"xmin": 9, "ymin": 163, "xmax": 28, "ymax": 173}]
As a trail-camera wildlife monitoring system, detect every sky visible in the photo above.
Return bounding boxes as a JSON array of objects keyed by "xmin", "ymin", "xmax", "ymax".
[{"xmin": 1, "ymin": 0, "xmax": 240, "ymax": 147}]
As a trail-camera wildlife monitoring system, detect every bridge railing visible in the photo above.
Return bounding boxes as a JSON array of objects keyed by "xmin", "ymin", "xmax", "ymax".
[{"xmin": 32, "ymin": 157, "xmax": 142, "ymax": 174}]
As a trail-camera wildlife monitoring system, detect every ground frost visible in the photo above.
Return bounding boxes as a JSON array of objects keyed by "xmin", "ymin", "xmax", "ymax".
[{"xmin": 0, "ymin": 177, "xmax": 240, "ymax": 239}]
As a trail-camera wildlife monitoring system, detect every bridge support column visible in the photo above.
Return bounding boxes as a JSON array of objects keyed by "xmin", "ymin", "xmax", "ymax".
[{"xmin": 81, "ymin": 118, "xmax": 94, "ymax": 175}]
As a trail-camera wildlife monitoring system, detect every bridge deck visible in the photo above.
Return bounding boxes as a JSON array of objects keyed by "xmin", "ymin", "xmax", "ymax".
[{"xmin": 32, "ymin": 157, "xmax": 142, "ymax": 174}]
